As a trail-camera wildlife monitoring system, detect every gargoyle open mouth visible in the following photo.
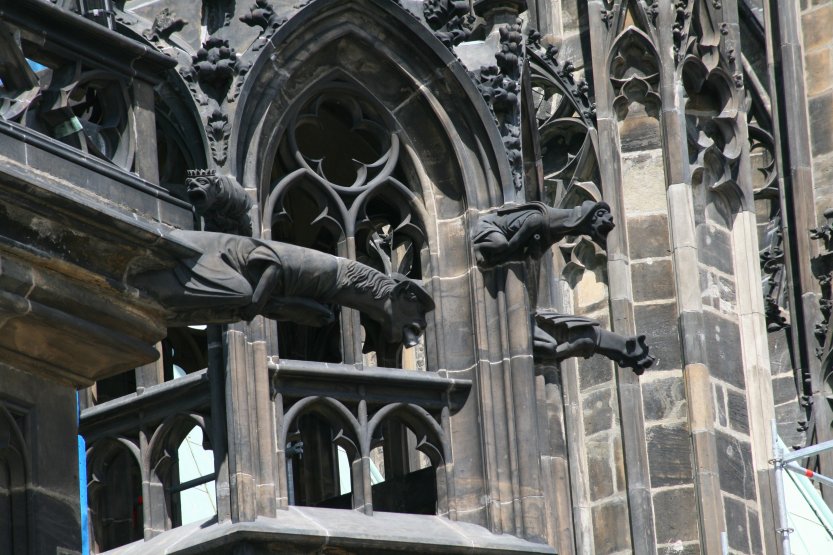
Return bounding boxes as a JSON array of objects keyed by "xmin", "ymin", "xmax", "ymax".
[
  {"xmin": 402, "ymin": 323, "xmax": 423, "ymax": 347},
  {"xmin": 187, "ymin": 187, "xmax": 207, "ymax": 203}
]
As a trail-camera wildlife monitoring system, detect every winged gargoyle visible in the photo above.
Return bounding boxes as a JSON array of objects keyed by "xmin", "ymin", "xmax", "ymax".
[{"xmin": 533, "ymin": 310, "xmax": 654, "ymax": 375}]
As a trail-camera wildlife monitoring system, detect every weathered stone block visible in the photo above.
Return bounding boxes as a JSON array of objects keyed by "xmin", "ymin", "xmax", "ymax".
[
  {"xmin": 805, "ymin": 47, "xmax": 833, "ymax": 97},
  {"xmin": 727, "ymin": 390, "xmax": 750, "ymax": 434},
  {"xmin": 716, "ymin": 432, "xmax": 757, "ymax": 500},
  {"xmin": 627, "ymin": 214, "xmax": 671, "ymax": 260},
  {"xmin": 802, "ymin": 4, "xmax": 833, "ymax": 52},
  {"xmin": 704, "ymin": 311, "xmax": 744, "ymax": 389},
  {"xmin": 632, "ymin": 259, "xmax": 675, "ymax": 302},
  {"xmin": 809, "ymin": 91, "xmax": 833, "ymax": 155},
  {"xmin": 653, "ymin": 487, "xmax": 699, "ymax": 544},
  {"xmin": 748, "ymin": 507, "xmax": 762, "ymax": 554},
  {"xmin": 592, "ymin": 500, "xmax": 632, "ymax": 554},
  {"xmin": 724, "ymin": 495, "xmax": 750, "ymax": 553},
  {"xmin": 642, "ymin": 375, "xmax": 687, "ymax": 422},
  {"xmin": 647, "ymin": 423, "xmax": 693, "ymax": 487},
  {"xmin": 696, "ymin": 226, "xmax": 734, "ymax": 275},
  {"xmin": 715, "ymin": 384, "xmax": 727, "ymax": 428},
  {"xmin": 577, "ymin": 353, "xmax": 614, "ymax": 390},
  {"xmin": 618, "ymin": 113, "xmax": 662, "ymax": 152},
  {"xmin": 634, "ymin": 302, "xmax": 682, "ymax": 371},
  {"xmin": 585, "ymin": 433, "xmax": 615, "ymax": 500},
  {"xmin": 582, "ymin": 386, "xmax": 614, "ymax": 436}
]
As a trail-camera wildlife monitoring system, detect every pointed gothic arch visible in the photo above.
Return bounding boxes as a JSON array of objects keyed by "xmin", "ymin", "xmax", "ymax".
[{"xmin": 232, "ymin": 0, "xmax": 512, "ymax": 212}]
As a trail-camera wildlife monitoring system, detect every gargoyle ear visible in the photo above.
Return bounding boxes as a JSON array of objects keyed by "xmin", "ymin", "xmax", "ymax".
[
  {"xmin": 391, "ymin": 277, "xmax": 436, "ymax": 311},
  {"xmin": 392, "ymin": 279, "xmax": 416, "ymax": 300}
]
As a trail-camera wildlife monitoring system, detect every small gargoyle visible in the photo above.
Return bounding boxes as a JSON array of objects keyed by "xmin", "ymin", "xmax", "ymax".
[
  {"xmin": 473, "ymin": 200, "xmax": 614, "ymax": 267},
  {"xmin": 533, "ymin": 311, "xmax": 654, "ymax": 375},
  {"xmin": 185, "ymin": 169, "xmax": 253, "ymax": 236}
]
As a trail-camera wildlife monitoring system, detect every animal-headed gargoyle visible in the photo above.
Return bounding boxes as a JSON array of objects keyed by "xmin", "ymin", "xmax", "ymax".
[
  {"xmin": 533, "ymin": 311, "xmax": 654, "ymax": 375},
  {"xmin": 473, "ymin": 200, "xmax": 614, "ymax": 267},
  {"xmin": 185, "ymin": 169, "xmax": 253, "ymax": 236},
  {"xmin": 132, "ymin": 230, "xmax": 435, "ymax": 347}
]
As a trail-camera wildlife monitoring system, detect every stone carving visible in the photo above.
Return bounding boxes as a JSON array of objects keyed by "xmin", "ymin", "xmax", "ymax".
[
  {"xmin": 423, "ymin": 0, "xmax": 474, "ymax": 48},
  {"xmin": 473, "ymin": 200, "xmax": 613, "ymax": 266},
  {"xmin": 206, "ymin": 109, "xmax": 231, "ymax": 165},
  {"xmin": 240, "ymin": 0, "xmax": 287, "ymax": 51},
  {"xmin": 192, "ymin": 37, "xmax": 239, "ymax": 94},
  {"xmin": 474, "ymin": 18, "xmax": 525, "ymax": 193},
  {"xmin": 185, "ymin": 169, "xmax": 253, "ymax": 235},
  {"xmin": 145, "ymin": 8, "xmax": 187, "ymax": 43},
  {"xmin": 533, "ymin": 311, "xmax": 655, "ymax": 374},
  {"xmin": 133, "ymin": 230, "xmax": 435, "ymax": 347}
]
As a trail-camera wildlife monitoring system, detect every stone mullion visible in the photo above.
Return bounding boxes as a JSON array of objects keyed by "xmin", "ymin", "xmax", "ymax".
[
  {"xmin": 471, "ymin": 262, "xmax": 544, "ymax": 541},
  {"xmin": 721, "ymin": 3, "xmax": 780, "ymax": 551},
  {"xmin": 505, "ymin": 265, "xmax": 546, "ymax": 542},
  {"xmin": 207, "ymin": 324, "xmax": 231, "ymax": 522},
  {"xmin": 250, "ymin": 325, "xmax": 277, "ymax": 517},
  {"xmin": 224, "ymin": 325, "xmax": 258, "ymax": 522},
  {"xmin": 472, "ymin": 267, "xmax": 511, "ymax": 534},
  {"xmin": 587, "ymin": 3, "xmax": 656, "ymax": 554},
  {"xmin": 341, "ymin": 234, "xmax": 362, "ymax": 365},
  {"xmin": 537, "ymin": 253, "xmax": 577, "ymax": 555},
  {"xmin": 657, "ymin": 3, "xmax": 726, "ymax": 553},
  {"xmin": 560, "ymin": 353, "xmax": 595, "ymax": 555},
  {"xmin": 131, "ymin": 81, "xmax": 159, "ymax": 185},
  {"xmin": 766, "ymin": 0, "xmax": 833, "ymax": 481}
]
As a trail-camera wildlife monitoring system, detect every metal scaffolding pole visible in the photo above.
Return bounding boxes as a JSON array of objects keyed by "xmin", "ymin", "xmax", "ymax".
[
  {"xmin": 771, "ymin": 419, "xmax": 833, "ymax": 554},
  {"xmin": 773, "ymin": 420, "xmax": 793, "ymax": 555}
]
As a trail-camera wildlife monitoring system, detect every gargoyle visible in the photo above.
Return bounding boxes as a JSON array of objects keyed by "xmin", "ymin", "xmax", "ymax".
[
  {"xmin": 132, "ymin": 230, "xmax": 435, "ymax": 347},
  {"xmin": 185, "ymin": 169, "xmax": 253, "ymax": 236},
  {"xmin": 473, "ymin": 200, "xmax": 614, "ymax": 267},
  {"xmin": 533, "ymin": 311, "xmax": 654, "ymax": 375}
]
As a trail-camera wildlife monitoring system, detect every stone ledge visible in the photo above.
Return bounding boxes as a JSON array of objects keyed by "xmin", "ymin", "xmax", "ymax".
[
  {"xmin": 270, "ymin": 359, "xmax": 472, "ymax": 412},
  {"xmin": 106, "ymin": 508, "xmax": 557, "ymax": 554}
]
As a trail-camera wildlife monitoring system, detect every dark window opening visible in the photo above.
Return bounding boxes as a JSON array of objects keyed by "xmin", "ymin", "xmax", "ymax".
[
  {"xmin": 286, "ymin": 413, "xmax": 355, "ymax": 509},
  {"xmin": 369, "ymin": 418, "xmax": 436, "ymax": 515},
  {"xmin": 88, "ymin": 446, "xmax": 143, "ymax": 553}
]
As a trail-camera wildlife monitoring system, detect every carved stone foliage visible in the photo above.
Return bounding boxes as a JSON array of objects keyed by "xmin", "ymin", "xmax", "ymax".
[
  {"xmin": 423, "ymin": 0, "xmax": 474, "ymax": 48},
  {"xmin": 0, "ymin": 20, "xmax": 136, "ymax": 171},
  {"xmin": 474, "ymin": 18, "xmax": 525, "ymax": 193},
  {"xmin": 240, "ymin": 0, "xmax": 287, "ymax": 51},
  {"xmin": 185, "ymin": 169, "xmax": 253, "ymax": 235},
  {"xmin": 145, "ymin": 8, "xmax": 187, "ymax": 43},
  {"xmin": 533, "ymin": 311, "xmax": 655, "ymax": 374}
]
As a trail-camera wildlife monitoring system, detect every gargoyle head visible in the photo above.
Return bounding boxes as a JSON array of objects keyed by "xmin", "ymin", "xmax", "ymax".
[
  {"xmin": 185, "ymin": 170, "xmax": 220, "ymax": 212},
  {"xmin": 381, "ymin": 275, "xmax": 435, "ymax": 347},
  {"xmin": 617, "ymin": 334, "xmax": 655, "ymax": 375},
  {"xmin": 587, "ymin": 202, "xmax": 614, "ymax": 245}
]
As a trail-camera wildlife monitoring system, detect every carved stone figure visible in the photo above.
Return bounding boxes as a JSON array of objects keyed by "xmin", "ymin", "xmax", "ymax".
[
  {"xmin": 185, "ymin": 169, "xmax": 253, "ymax": 235},
  {"xmin": 473, "ymin": 200, "xmax": 614, "ymax": 266},
  {"xmin": 132, "ymin": 230, "xmax": 435, "ymax": 347},
  {"xmin": 533, "ymin": 311, "xmax": 654, "ymax": 374}
]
